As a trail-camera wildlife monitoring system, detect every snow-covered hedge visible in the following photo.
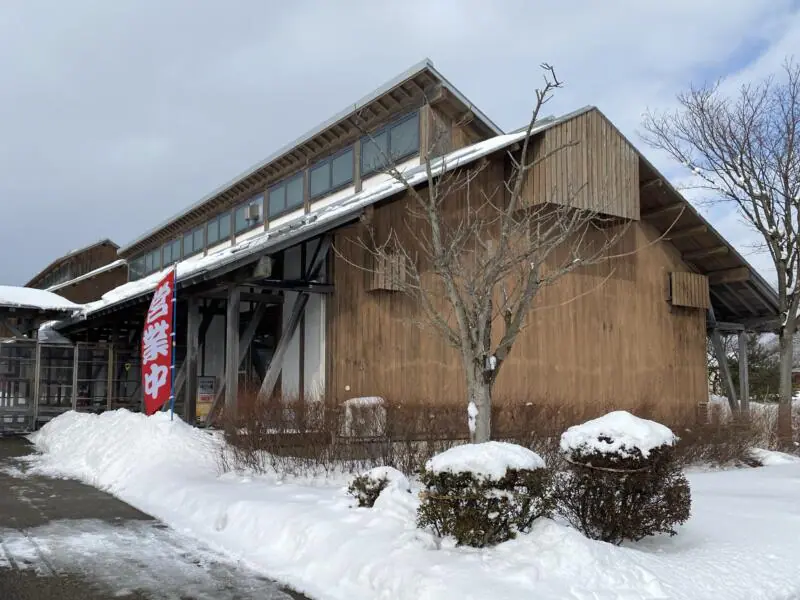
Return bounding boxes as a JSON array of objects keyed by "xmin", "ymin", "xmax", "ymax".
[
  {"xmin": 556, "ymin": 411, "xmax": 690, "ymax": 545},
  {"xmin": 417, "ymin": 442, "xmax": 553, "ymax": 548},
  {"xmin": 347, "ymin": 466, "xmax": 410, "ymax": 508}
]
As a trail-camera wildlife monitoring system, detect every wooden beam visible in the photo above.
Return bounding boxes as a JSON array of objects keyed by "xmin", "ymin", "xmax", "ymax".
[
  {"xmin": 708, "ymin": 266, "xmax": 750, "ymax": 285},
  {"xmin": 708, "ymin": 306, "xmax": 739, "ymax": 413},
  {"xmin": 724, "ymin": 282, "xmax": 758, "ymax": 316},
  {"xmin": 682, "ymin": 246, "xmax": 729, "ymax": 261},
  {"xmin": 202, "ymin": 291, "xmax": 283, "ymax": 305},
  {"xmin": 738, "ymin": 330, "xmax": 750, "ymax": 414},
  {"xmin": 183, "ymin": 295, "xmax": 200, "ymax": 425},
  {"xmin": 715, "ymin": 321, "xmax": 745, "ymax": 332},
  {"xmin": 641, "ymin": 203, "xmax": 683, "ymax": 219},
  {"xmin": 224, "ymin": 285, "xmax": 241, "ymax": 425},
  {"xmin": 640, "ymin": 178, "xmax": 663, "ymax": 191},
  {"xmin": 710, "ymin": 287, "xmax": 739, "ymax": 316},
  {"xmin": 173, "ymin": 300, "xmax": 218, "ymax": 400},
  {"xmin": 665, "ymin": 225, "xmax": 707, "ymax": 241}
]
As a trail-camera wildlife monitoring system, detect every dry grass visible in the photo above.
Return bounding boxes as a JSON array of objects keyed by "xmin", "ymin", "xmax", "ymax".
[{"xmin": 217, "ymin": 390, "xmax": 795, "ymax": 478}]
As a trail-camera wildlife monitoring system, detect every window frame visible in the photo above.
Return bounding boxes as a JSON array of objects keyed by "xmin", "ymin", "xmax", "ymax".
[
  {"xmin": 360, "ymin": 111, "xmax": 420, "ymax": 178},
  {"xmin": 207, "ymin": 211, "xmax": 233, "ymax": 247},
  {"xmin": 267, "ymin": 172, "xmax": 305, "ymax": 220},
  {"xmin": 183, "ymin": 226, "xmax": 204, "ymax": 258},
  {"xmin": 309, "ymin": 146, "xmax": 354, "ymax": 201}
]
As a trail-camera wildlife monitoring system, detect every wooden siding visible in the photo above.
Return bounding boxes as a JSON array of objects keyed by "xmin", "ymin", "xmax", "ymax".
[
  {"xmin": 524, "ymin": 109, "xmax": 640, "ymax": 220},
  {"xmin": 327, "ymin": 153, "xmax": 706, "ymax": 424},
  {"xmin": 53, "ymin": 265, "xmax": 128, "ymax": 304},
  {"xmin": 670, "ymin": 271, "xmax": 710, "ymax": 309}
]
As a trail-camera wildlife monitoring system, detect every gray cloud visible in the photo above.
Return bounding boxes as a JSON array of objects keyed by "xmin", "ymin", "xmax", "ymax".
[{"xmin": 1, "ymin": 0, "xmax": 797, "ymax": 284}]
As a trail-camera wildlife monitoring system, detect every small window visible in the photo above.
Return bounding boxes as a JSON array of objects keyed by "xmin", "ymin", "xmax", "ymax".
[
  {"xmin": 390, "ymin": 114, "xmax": 420, "ymax": 160},
  {"xmin": 331, "ymin": 148, "xmax": 354, "ymax": 188},
  {"xmin": 235, "ymin": 195, "xmax": 263, "ymax": 234},
  {"xmin": 219, "ymin": 212, "xmax": 231, "ymax": 239},
  {"xmin": 361, "ymin": 130, "xmax": 389, "ymax": 176},
  {"xmin": 309, "ymin": 162, "xmax": 330, "ymax": 199},
  {"xmin": 129, "ymin": 256, "xmax": 146, "ymax": 281},
  {"xmin": 268, "ymin": 174, "xmax": 304, "ymax": 218},
  {"xmin": 183, "ymin": 227, "xmax": 203, "ymax": 256},
  {"xmin": 207, "ymin": 218, "xmax": 220, "ymax": 246},
  {"xmin": 163, "ymin": 239, "xmax": 181, "ymax": 265}
]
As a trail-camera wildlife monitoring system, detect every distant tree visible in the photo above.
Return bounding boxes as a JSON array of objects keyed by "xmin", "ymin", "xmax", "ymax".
[
  {"xmin": 730, "ymin": 333, "xmax": 781, "ymax": 403},
  {"xmin": 643, "ymin": 59, "xmax": 800, "ymax": 441},
  {"xmin": 351, "ymin": 65, "xmax": 627, "ymax": 443}
]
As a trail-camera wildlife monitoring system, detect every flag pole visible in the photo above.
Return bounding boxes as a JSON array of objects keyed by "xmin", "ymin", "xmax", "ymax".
[{"xmin": 168, "ymin": 266, "xmax": 177, "ymax": 420}]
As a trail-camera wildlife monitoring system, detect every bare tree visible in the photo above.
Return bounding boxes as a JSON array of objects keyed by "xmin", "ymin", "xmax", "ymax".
[
  {"xmin": 643, "ymin": 59, "xmax": 800, "ymax": 441},
  {"xmin": 349, "ymin": 65, "xmax": 627, "ymax": 443}
]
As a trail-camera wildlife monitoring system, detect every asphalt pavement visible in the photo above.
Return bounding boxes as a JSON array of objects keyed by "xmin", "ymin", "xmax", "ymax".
[{"xmin": 0, "ymin": 436, "xmax": 309, "ymax": 600}]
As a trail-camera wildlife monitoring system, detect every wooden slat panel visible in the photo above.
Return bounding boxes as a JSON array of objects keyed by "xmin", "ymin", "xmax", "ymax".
[
  {"xmin": 670, "ymin": 271, "xmax": 710, "ymax": 309},
  {"xmin": 524, "ymin": 109, "xmax": 639, "ymax": 220}
]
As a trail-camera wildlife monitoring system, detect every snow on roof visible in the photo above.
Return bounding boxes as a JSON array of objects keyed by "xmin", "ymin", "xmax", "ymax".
[
  {"xmin": 426, "ymin": 441, "xmax": 546, "ymax": 478},
  {"xmin": 0, "ymin": 286, "xmax": 82, "ymax": 313},
  {"xmin": 46, "ymin": 259, "xmax": 126, "ymax": 293},
  {"xmin": 70, "ymin": 115, "xmax": 578, "ymax": 323},
  {"xmin": 38, "ymin": 320, "xmax": 73, "ymax": 344},
  {"xmin": 559, "ymin": 411, "xmax": 676, "ymax": 458}
]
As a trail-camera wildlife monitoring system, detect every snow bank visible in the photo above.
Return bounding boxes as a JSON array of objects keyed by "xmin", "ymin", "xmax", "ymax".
[
  {"xmin": 426, "ymin": 441, "xmax": 545, "ymax": 478},
  {"xmin": 25, "ymin": 410, "xmax": 800, "ymax": 600},
  {"xmin": 560, "ymin": 411, "xmax": 676, "ymax": 458}
]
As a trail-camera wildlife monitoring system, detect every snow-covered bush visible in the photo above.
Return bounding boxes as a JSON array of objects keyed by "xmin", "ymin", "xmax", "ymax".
[
  {"xmin": 347, "ymin": 466, "xmax": 410, "ymax": 508},
  {"xmin": 416, "ymin": 442, "xmax": 553, "ymax": 548},
  {"xmin": 555, "ymin": 411, "xmax": 691, "ymax": 545}
]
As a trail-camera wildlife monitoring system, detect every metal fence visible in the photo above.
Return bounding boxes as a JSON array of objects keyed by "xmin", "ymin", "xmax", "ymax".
[{"xmin": 0, "ymin": 339, "xmax": 142, "ymax": 434}]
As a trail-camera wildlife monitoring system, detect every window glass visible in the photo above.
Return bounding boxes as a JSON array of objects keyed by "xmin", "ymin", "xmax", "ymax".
[
  {"xmin": 207, "ymin": 218, "xmax": 220, "ymax": 245},
  {"xmin": 219, "ymin": 212, "xmax": 231, "ymax": 238},
  {"xmin": 183, "ymin": 231, "xmax": 196, "ymax": 256},
  {"xmin": 309, "ymin": 162, "xmax": 330, "ymax": 198},
  {"xmin": 390, "ymin": 114, "xmax": 420, "ymax": 160},
  {"xmin": 144, "ymin": 252, "xmax": 153, "ymax": 273},
  {"xmin": 361, "ymin": 130, "xmax": 389, "ymax": 176},
  {"xmin": 331, "ymin": 148, "xmax": 354, "ymax": 188},
  {"xmin": 286, "ymin": 175, "xmax": 304, "ymax": 210},
  {"xmin": 129, "ymin": 257, "xmax": 145, "ymax": 280},
  {"xmin": 193, "ymin": 227, "xmax": 203, "ymax": 251},
  {"xmin": 171, "ymin": 240, "xmax": 181, "ymax": 262},
  {"xmin": 162, "ymin": 243, "xmax": 172, "ymax": 265},
  {"xmin": 234, "ymin": 205, "xmax": 248, "ymax": 234}
]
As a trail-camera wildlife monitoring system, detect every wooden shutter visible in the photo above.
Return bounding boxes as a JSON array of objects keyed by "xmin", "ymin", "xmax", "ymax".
[
  {"xmin": 670, "ymin": 272, "xmax": 710, "ymax": 309},
  {"xmin": 367, "ymin": 252, "xmax": 406, "ymax": 292}
]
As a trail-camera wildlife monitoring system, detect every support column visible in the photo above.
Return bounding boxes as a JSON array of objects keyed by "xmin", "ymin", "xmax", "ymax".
[
  {"xmin": 71, "ymin": 344, "xmax": 79, "ymax": 411},
  {"xmin": 106, "ymin": 345, "xmax": 114, "ymax": 411},
  {"xmin": 738, "ymin": 331, "xmax": 749, "ymax": 415},
  {"xmin": 225, "ymin": 285, "xmax": 241, "ymax": 424},
  {"xmin": 184, "ymin": 296, "xmax": 201, "ymax": 425},
  {"xmin": 32, "ymin": 342, "xmax": 41, "ymax": 429},
  {"xmin": 707, "ymin": 307, "xmax": 739, "ymax": 413}
]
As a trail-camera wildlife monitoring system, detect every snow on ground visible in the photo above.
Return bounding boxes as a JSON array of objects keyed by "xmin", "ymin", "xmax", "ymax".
[
  {"xmin": 560, "ymin": 410, "xmax": 676, "ymax": 457},
  {"xmin": 24, "ymin": 409, "xmax": 800, "ymax": 600},
  {"xmin": 426, "ymin": 441, "xmax": 546, "ymax": 478}
]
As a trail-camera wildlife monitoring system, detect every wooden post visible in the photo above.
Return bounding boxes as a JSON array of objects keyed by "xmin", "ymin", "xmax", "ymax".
[
  {"xmin": 107, "ymin": 344, "xmax": 114, "ymax": 411},
  {"xmin": 71, "ymin": 344, "xmax": 79, "ymax": 411},
  {"xmin": 738, "ymin": 330, "xmax": 749, "ymax": 416},
  {"xmin": 707, "ymin": 307, "xmax": 739, "ymax": 413},
  {"xmin": 184, "ymin": 296, "xmax": 201, "ymax": 425},
  {"xmin": 258, "ymin": 292, "xmax": 309, "ymax": 401},
  {"xmin": 32, "ymin": 342, "xmax": 41, "ymax": 429},
  {"xmin": 224, "ymin": 285, "xmax": 241, "ymax": 424}
]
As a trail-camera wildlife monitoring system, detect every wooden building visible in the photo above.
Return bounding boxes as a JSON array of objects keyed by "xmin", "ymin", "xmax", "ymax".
[
  {"xmin": 31, "ymin": 59, "xmax": 776, "ymax": 427},
  {"xmin": 26, "ymin": 239, "xmax": 127, "ymax": 304}
]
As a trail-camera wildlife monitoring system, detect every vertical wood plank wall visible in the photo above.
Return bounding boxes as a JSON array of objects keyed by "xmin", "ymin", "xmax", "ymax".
[
  {"xmin": 525, "ymin": 109, "xmax": 640, "ymax": 220},
  {"xmin": 670, "ymin": 272, "xmax": 711, "ymax": 309},
  {"xmin": 326, "ymin": 110, "xmax": 707, "ymax": 424}
]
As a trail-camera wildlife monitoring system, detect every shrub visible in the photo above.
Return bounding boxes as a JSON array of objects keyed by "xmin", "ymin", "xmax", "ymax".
[
  {"xmin": 555, "ymin": 411, "xmax": 691, "ymax": 545},
  {"xmin": 347, "ymin": 466, "xmax": 410, "ymax": 508},
  {"xmin": 416, "ymin": 442, "xmax": 554, "ymax": 548}
]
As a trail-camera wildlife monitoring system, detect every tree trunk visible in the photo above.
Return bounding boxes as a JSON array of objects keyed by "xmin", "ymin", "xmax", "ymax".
[
  {"xmin": 777, "ymin": 330, "xmax": 794, "ymax": 444},
  {"xmin": 466, "ymin": 364, "xmax": 492, "ymax": 443}
]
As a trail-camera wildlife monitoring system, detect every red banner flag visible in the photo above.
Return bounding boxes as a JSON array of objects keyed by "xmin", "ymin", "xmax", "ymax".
[{"xmin": 141, "ymin": 268, "xmax": 176, "ymax": 415}]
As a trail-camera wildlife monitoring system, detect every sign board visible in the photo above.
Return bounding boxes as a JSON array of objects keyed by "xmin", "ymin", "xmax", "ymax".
[
  {"xmin": 141, "ymin": 268, "xmax": 176, "ymax": 415},
  {"xmin": 196, "ymin": 376, "xmax": 216, "ymax": 423}
]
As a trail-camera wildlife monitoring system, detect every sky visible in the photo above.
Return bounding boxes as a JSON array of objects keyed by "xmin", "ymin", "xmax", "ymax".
[{"xmin": 1, "ymin": 0, "xmax": 799, "ymax": 286}]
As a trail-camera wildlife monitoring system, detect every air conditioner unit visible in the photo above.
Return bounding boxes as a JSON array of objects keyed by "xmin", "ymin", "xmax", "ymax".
[{"xmin": 245, "ymin": 203, "xmax": 260, "ymax": 221}]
